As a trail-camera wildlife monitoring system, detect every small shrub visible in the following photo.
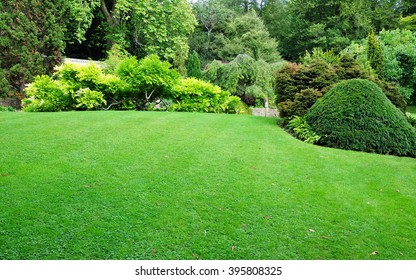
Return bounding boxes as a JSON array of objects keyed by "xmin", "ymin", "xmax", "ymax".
[
  {"xmin": 171, "ymin": 78, "xmax": 239, "ymax": 113},
  {"xmin": 302, "ymin": 48, "xmax": 341, "ymax": 66},
  {"xmin": 278, "ymin": 88, "xmax": 322, "ymax": 119},
  {"xmin": 117, "ymin": 55, "xmax": 180, "ymax": 105},
  {"xmin": 406, "ymin": 113, "xmax": 416, "ymax": 128},
  {"xmin": 75, "ymin": 88, "xmax": 106, "ymax": 110},
  {"xmin": 305, "ymin": 79, "xmax": 416, "ymax": 157},
  {"xmin": 287, "ymin": 116, "xmax": 321, "ymax": 144},
  {"xmin": 22, "ymin": 75, "xmax": 70, "ymax": 112},
  {"xmin": 0, "ymin": 106, "xmax": 15, "ymax": 112}
]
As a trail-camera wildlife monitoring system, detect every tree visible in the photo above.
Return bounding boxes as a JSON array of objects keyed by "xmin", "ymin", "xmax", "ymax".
[
  {"xmin": 189, "ymin": 0, "xmax": 234, "ymax": 66},
  {"xmin": 217, "ymin": 10, "xmax": 280, "ymax": 62},
  {"xmin": 132, "ymin": 0, "xmax": 197, "ymax": 73},
  {"xmin": 186, "ymin": 51, "xmax": 202, "ymax": 79},
  {"xmin": 268, "ymin": 0, "xmax": 402, "ymax": 61},
  {"xmin": 367, "ymin": 32, "xmax": 383, "ymax": 78},
  {"xmin": 0, "ymin": 0, "xmax": 67, "ymax": 94}
]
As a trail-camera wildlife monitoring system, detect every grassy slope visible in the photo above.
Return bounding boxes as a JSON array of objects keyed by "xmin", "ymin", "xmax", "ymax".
[{"xmin": 0, "ymin": 111, "xmax": 415, "ymax": 260}]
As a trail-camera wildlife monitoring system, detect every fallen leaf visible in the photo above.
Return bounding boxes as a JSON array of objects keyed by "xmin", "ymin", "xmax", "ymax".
[
  {"xmin": 85, "ymin": 184, "xmax": 92, "ymax": 188},
  {"xmin": 396, "ymin": 189, "xmax": 401, "ymax": 193},
  {"xmin": 192, "ymin": 253, "xmax": 200, "ymax": 260},
  {"xmin": 1, "ymin": 173, "xmax": 9, "ymax": 177},
  {"xmin": 263, "ymin": 215, "xmax": 270, "ymax": 219},
  {"xmin": 231, "ymin": 246, "xmax": 235, "ymax": 251},
  {"xmin": 370, "ymin": 251, "xmax": 379, "ymax": 256},
  {"xmin": 242, "ymin": 224, "xmax": 247, "ymax": 231},
  {"xmin": 250, "ymin": 166, "xmax": 257, "ymax": 170},
  {"xmin": 322, "ymin": 236, "xmax": 328, "ymax": 239},
  {"xmin": 152, "ymin": 248, "xmax": 156, "ymax": 256},
  {"xmin": 308, "ymin": 229, "xmax": 316, "ymax": 233}
]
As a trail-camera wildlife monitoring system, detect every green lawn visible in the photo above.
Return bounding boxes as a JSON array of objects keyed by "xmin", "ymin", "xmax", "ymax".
[{"xmin": 1, "ymin": 111, "xmax": 415, "ymax": 260}]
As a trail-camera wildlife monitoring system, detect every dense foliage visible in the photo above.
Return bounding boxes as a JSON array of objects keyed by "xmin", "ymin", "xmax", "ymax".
[
  {"xmin": 275, "ymin": 53, "xmax": 407, "ymax": 119},
  {"xmin": 22, "ymin": 56, "xmax": 238, "ymax": 114},
  {"xmin": 203, "ymin": 54, "xmax": 277, "ymax": 107},
  {"xmin": 171, "ymin": 78, "xmax": 240, "ymax": 113},
  {"xmin": 305, "ymin": 79, "xmax": 416, "ymax": 157},
  {"xmin": 345, "ymin": 29, "xmax": 416, "ymax": 103},
  {"xmin": 0, "ymin": 0, "xmax": 67, "ymax": 95}
]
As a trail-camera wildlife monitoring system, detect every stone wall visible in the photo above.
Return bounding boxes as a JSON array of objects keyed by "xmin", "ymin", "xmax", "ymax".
[
  {"xmin": 251, "ymin": 108, "xmax": 279, "ymax": 117},
  {"xmin": 0, "ymin": 98, "xmax": 21, "ymax": 108}
]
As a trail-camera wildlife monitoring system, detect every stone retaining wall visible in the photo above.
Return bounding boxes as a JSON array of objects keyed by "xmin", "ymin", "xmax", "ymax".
[
  {"xmin": 251, "ymin": 108, "xmax": 279, "ymax": 117},
  {"xmin": 0, "ymin": 98, "xmax": 21, "ymax": 108}
]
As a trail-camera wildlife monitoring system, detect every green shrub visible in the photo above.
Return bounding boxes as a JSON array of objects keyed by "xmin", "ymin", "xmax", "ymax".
[
  {"xmin": 275, "ymin": 60, "xmax": 337, "ymax": 118},
  {"xmin": 275, "ymin": 55, "xmax": 407, "ymax": 119},
  {"xmin": 104, "ymin": 44, "xmax": 131, "ymax": 74},
  {"xmin": 406, "ymin": 113, "xmax": 416, "ymax": 128},
  {"xmin": 279, "ymin": 88, "xmax": 322, "ymax": 119},
  {"xmin": 0, "ymin": 106, "xmax": 15, "ymax": 112},
  {"xmin": 22, "ymin": 75, "xmax": 70, "ymax": 112},
  {"xmin": 117, "ymin": 55, "xmax": 180, "ymax": 106},
  {"xmin": 302, "ymin": 48, "xmax": 341, "ymax": 66},
  {"xmin": 55, "ymin": 62, "xmax": 131, "ymax": 109},
  {"xmin": 287, "ymin": 116, "xmax": 321, "ymax": 144},
  {"xmin": 171, "ymin": 78, "xmax": 239, "ymax": 113},
  {"xmin": 305, "ymin": 79, "xmax": 416, "ymax": 157},
  {"xmin": 75, "ymin": 88, "xmax": 106, "ymax": 110}
]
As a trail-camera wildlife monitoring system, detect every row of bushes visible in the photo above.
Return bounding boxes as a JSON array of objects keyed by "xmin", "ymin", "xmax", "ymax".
[
  {"xmin": 22, "ymin": 55, "xmax": 240, "ymax": 114},
  {"xmin": 275, "ymin": 53, "xmax": 407, "ymax": 120}
]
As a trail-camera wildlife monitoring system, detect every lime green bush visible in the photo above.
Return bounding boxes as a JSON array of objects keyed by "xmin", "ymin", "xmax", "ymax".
[
  {"xmin": 23, "ymin": 75, "xmax": 70, "ymax": 112},
  {"xmin": 25, "ymin": 62, "xmax": 129, "ymax": 111},
  {"xmin": 305, "ymin": 79, "xmax": 416, "ymax": 157},
  {"xmin": 171, "ymin": 78, "xmax": 240, "ymax": 113},
  {"xmin": 74, "ymin": 88, "xmax": 106, "ymax": 110}
]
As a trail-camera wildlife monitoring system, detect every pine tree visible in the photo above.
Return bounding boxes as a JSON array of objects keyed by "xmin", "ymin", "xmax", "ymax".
[
  {"xmin": 0, "ymin": 0, "xmax": 67, "ymax": 94},
  {"xmin": 186, "ymin": 51, "xmax": 202, "ymax": 79},
  {"xmin": 367, "ymin": 31, "xmax": 384, "ymax": 78}
]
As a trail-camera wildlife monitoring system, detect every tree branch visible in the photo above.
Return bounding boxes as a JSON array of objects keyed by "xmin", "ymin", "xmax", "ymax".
[{"xmin": 100, "ymin": 0, "xmax": 115, "ymax": 25}]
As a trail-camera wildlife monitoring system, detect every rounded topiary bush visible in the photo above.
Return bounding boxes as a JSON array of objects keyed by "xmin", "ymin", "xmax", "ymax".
[{"xmin": 305, "ymin": 79, "xmax": 416, "ymax": 157}]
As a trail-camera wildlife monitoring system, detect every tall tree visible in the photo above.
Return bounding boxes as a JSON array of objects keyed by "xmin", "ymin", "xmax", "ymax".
[
  {"xmin": 261, "ymin": 0, "xmax": 402, "ymax": 61},
  {"xmin": 0, "ymin": 0, "xmax": 68, "ymax": 94},
  {"xmin": 96, "ymin": 0, "xmax": 197, "ymax": 72},
  {"xmin": 217, "ymin": 10, "xmax": 280, "ymax": 62}
]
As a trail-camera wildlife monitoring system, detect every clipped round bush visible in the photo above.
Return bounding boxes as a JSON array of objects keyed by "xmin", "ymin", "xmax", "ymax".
[{"xmin": 305, "ymin": 79, "xmax": 416, "ymax": 157}]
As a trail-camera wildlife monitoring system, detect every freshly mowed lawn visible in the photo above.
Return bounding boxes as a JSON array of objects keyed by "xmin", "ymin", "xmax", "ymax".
[{"xmin": 0, "ymin": 111, "xmax": 415, "ymax": 260}]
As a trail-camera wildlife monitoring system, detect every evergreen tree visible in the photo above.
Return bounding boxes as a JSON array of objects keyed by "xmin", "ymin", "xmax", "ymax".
[
  {"xmin": 0, "ymin": 0, "xmax": 67, "ymax": 94},
  {"xmin": 186, "ymin": 51, "xmax": 202, "ymax": 79},
  {"xmin": 367, "ymin": 31, "xmax": 383, "ymax": 78}
]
